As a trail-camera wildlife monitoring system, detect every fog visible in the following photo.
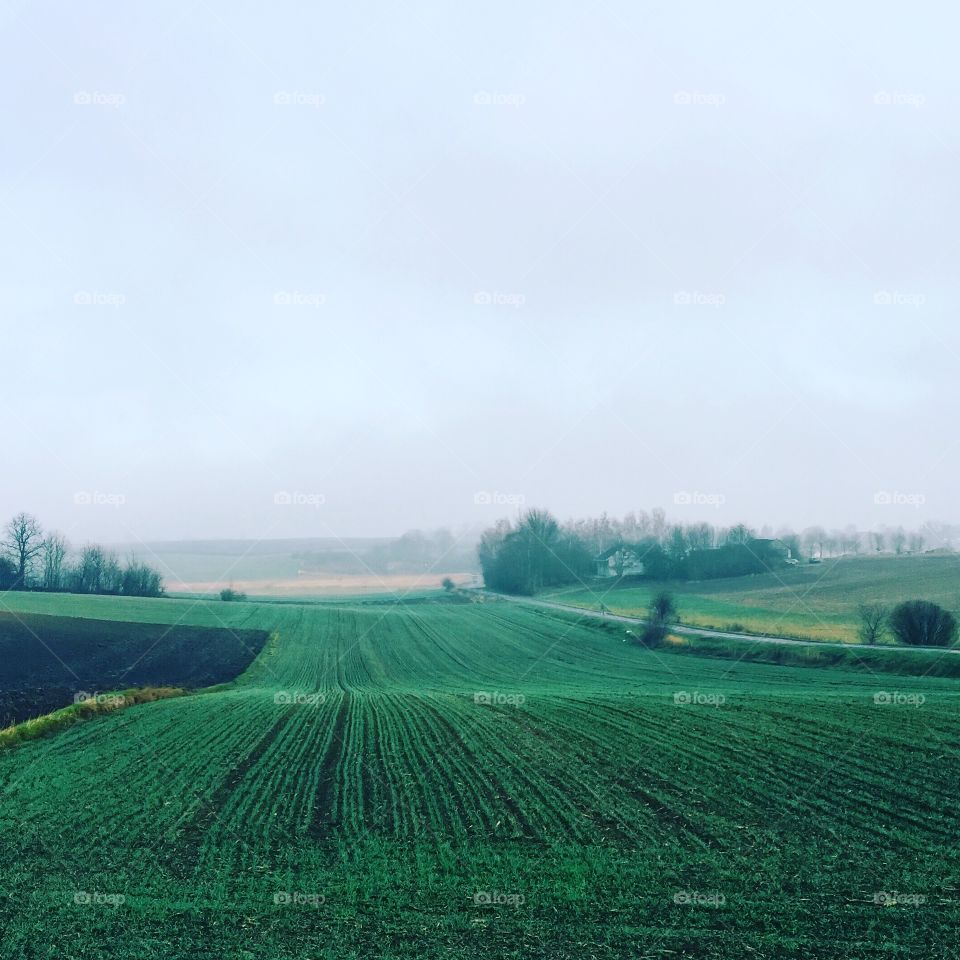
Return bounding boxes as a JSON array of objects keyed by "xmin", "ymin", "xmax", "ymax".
[{"xmin": 2, "ymin": 2, "xmax": 957, "ymax": 543}]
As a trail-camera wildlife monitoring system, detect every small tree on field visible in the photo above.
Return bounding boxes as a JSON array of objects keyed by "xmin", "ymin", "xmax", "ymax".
[
  {"xmin": 889, "ymin": 600, "xmax": 958, "ymax": 647},
  {"xmin": 441, "ymin": 577, "xmax": 456, "ymax": 592},
  {"xmin": 640, "ymin": 591, "xmax": 677, "ymax": 647},
  {"xmin": 856, "ymin": 602, "xmax": 888, "ymax": 645},
  {"xmin": 220, "ymin": 587, "xmax": 248, "ymax": 602}
]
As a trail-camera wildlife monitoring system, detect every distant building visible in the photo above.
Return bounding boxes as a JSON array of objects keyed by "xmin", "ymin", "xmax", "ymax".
[{"xmin": 593, "ymin": 545, "xmax": 645, "ymax": 578}]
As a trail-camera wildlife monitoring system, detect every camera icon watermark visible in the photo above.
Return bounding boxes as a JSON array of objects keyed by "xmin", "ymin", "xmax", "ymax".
[
  {"xmin": 274, "ymin": 491, "xmax": 326, "ymax": 507},
  {"xmin": 473, "ymin": 91, "xmax": 526, "ymax": 108},
  {"xmin": 873, "ymin": 491, "xmax": 925, "ymax": 508},
  {"xmin": 673, "ymin": 290, "xmax": 725, "ymax": 307},
  {"xmin": 873, "ymin": 691, "xmax": 926, "ymax": 707},
  {"xmin": 273, "ymin": 91, "xmax": 325, "ymax": 108},
  {"xmin": 474, "ymin": 691, "xmax": 526, "ymax": 707},
  {"xmin": 673, "ymin": 491, "xmax": 725, "ymax": 509},
  {"xmin": 473, "ymin": 291, "xmax": 526, "ymax": 308},
  {"xmin": 873, "ymin": 290, "xmax": 925, "ymax": 307},
  {"xmin": 74, "ymin": 291, "xmax": 126, "ymax": 307},
  {"xmin": 473, "ymin": 890, "xmax": 525, "ymax": 907},
  {"xmin": 273, "ymin": 691, "xmax": 326, "ymax": 707},
  {"xmin": 673, "ymin": 90, "xmax": 726, "ymax": 107},
  {"xmin": 674, "ymin": 691, "xmax": 726, "ymax": 707},
  {"xmin": 273, "ymin": 291, "xmax": 326, "ymax": 307},
  {"xmin": 73, "ymin": 91, "xmax": 126, "ymax": 108},
  {"xmin": 473, "ymin": 491, "xmax": 525, "ymax": 507},
  {"xmin": 273, "ymin": 891, "xmax": 325, "ymax": 906}
]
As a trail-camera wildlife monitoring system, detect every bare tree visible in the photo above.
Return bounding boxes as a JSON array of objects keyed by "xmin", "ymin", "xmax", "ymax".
[
  {"xmin": 856, "ymin": 602, "xmax": 888, "ymax": 645},
  {"xmin": 889, "ymin": 527, "xmax": 907, "ymax": 555},
  {"xmin": 802, "ymin": 526, "xmax": 825, "ymax": 559},
  {"xmin": 3, "ymin": 513, "xmax": 44, "ymax": 588},
  {"xmin": 726, "ymin": 523, "xmax": 754, "ymax": 546},
  {"xmin": 41, "ymin": 533, "xmax": 69, "ymax": 591}
]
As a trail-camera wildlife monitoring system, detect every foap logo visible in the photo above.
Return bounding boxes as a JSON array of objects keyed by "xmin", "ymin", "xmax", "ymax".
[
  {"xmin": 74, "ymin": 491, "xmax": 126, "ymax": 508},
  {"xmin": 274, "ymin": 291, "xmax": 326, "ymax": 307},
  {"xmin": 274, "ymin": 491, "xmax": 325, "ymax": 508},
  {"xmin": 474, "ymin": 691, "xmax": 526, "ymax": 707},
  {"xmin": 673, "ymin": 290, "xmax": 725, "ymax": 307},
  {"xmin": 74, "ymin": 691, "xmax": 126, "ymax": 707},
  {"xmin": 674, "ymin": 890, "xmax": 726, "ymax": 907},
  {"xmin": 873, "ymin": 891, "xmax": 926, "ymax": 906},
  {"xmin": 674, "ymin": 691, "xmax": 726, "ymax": 707},
  {"xmin": 874, "ymin": 291, "xmax": 925, "ymax": 307},
  {"xmin": 474, "ymin": 491, "xmax": 525, "ymax": 507},
  {"xmin": 673, "ymin": 90, "xmax": 726, "ymax": 106},
  {"xmin": 873, "ymin": 91, "xmax": 926, "ymax": 108},
  {"xmin": 473, "ymin": 91, "xmax": 526, "ymax": 108},
  {"xmin": 674, "ymin": 491, "xmax": 725, "ymax": 509},
  {"xmin": 273, "ymin": 90, "xmax": 325, "ymax": 108},
  {"xmin": 273, "ymin": 891, "xmax": 325, "ymax": 907},
  {"xmin": 473, "ymin": 890, "xmax": 525, "ymax": 907},
  {"xmin": 73, "ymin": 891, "xmax": 126, "ymax": 908},
  {"xmin": 473, "ymin": 291, "xmax": 526, "ymax": 308},
  {"xmin": 73, "ymin": 91, "xmax": 126, "ymax": 108},
  {"xmin": 874, "ymin": 491, "xmax": 925, "ymax": 508},
  {"xmin": 874, "ymin": 691, "xmax": 926, "ymax": 707},
  {"xmin": 74, "ymin": 291, "xmax": 126, "ymax": 307},
  {"xmin": 274, "ymin": 691, "xmax": 325, "ymax": 707}
]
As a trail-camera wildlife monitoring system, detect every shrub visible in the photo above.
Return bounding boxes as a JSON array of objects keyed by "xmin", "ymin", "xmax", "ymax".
[
  {"xmin": 889, "ymin": 600, "xmax": 958, "ymax": 647},
  {"xmin": 220, "ymin": 588, "xmax": 248, "ymax": 602}
]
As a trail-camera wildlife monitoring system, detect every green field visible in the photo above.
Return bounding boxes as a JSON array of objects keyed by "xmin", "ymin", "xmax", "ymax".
[
  {"xmin": 544, "ymin": 554, "xmax": 960, "ymax": 643},
  {"xmin": 0, "ymin": 590, "xmax": 958, "ymax": 958}
]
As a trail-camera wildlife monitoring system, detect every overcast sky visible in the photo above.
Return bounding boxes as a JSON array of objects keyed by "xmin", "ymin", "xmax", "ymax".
[{"xmin": 1, "ymin": 1, "xmax": 958, "ymax": 543}]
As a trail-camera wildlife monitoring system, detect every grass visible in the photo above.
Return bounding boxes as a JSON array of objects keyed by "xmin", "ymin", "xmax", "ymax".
[
  {"xmin": 0, "ymin": 590, "xmax": 957, "ymax": 958},
  {"xmin": 542, "ymin": 553, "xmax": 960, "ymax": 643},
  {"xmin": 0, "ymin": 687, "xmax": 186, "ymax": 750}
]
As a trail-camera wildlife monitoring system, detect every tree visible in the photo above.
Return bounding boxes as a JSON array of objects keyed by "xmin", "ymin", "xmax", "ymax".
[
  {"xmin": 868, "ymin": 531, "xmax": 885, "ymax": 554},
  {"xmin": 41, "ymin": 533, "xmax": 69, "ymax": 591},
  {"xmin": 802, "ymin": 526, "xmax": 826, "ymax": 560},
  {"xmin": 726, "ymin": 524, "xmax": 754, "ymax": 546},
  {"xmin": 856, "ymin": 602, "xmax": 888, "ymax": 645},
  {"xmin": 121, "ymin": 558, "xmax": 164, "ymax": 597},
  {"xmin": 219, "ymin": 587, "xmax": 248, "ymax": 602},
  {"xmin": 639, "ymin": 591, "xmax": 677, "ymax": 647},
  {"xmin": 889, "ymin": 527, "xmax": 907, "ymax": 555},
  {"xmin": 889, "ymin": 600, "xmax": 958, "ymax": 647},
  {"xmin": 441, "ymin": 577, "xmax": 456, "ymax": 592},
  {"xmin": 3, "ymin": 513, "xmax": 44, "ymax": 588},
  {"xmin": 0, "ymin": 557, "xmax": 16, "ymax": 590}
]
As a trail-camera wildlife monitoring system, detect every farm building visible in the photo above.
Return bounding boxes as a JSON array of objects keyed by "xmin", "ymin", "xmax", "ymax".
[{"xmin": 593, "ymin": 545, "xmax": 645, "ymax": 578}]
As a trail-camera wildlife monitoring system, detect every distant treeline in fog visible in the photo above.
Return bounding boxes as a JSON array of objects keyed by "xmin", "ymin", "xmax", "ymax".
[
  {"xmin": 0, "ymin": 512, "xmax": 164, "ymax": 597},
  {"xmin": 479, "ymin": 509, "xmax": 949, "ymax": 595},
  {"xmin": 294, "ymin": 528, "xmax": 479, "ymax": 576}
]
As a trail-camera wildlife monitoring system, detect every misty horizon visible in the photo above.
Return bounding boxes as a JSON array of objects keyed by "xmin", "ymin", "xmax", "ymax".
[{"xmin": 4, "ymin": 2, "xmax": 957, "ymax": 543}]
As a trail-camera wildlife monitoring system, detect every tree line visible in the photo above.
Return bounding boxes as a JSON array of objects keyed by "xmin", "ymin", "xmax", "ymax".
[
  {"xmin": 0, "ymin": 512, "xmax": 165, "ymax": 598},
  {"xmin": 479, "ymin": 509, "xmax": 935, "ymax": 596}
]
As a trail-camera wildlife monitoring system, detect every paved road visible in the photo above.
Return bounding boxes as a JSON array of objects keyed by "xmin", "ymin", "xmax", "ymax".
[{"xmin": 489, "ymin": 593, "xmax": 960, "ymax": 655}]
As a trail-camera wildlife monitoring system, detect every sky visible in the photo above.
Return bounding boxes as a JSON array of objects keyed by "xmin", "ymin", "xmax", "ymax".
[{"xmin": 1, "ymin": 1, "xmax": 958, "ymax": 544}]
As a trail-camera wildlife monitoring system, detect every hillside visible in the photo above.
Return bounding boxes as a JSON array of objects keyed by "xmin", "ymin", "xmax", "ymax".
[
  {"xmin": 0, "ymin": 591, "xmax": 956, "ymax": 957},
  {"xmin": 543, "ymin": 554, "xmax": 960, "ymax": 642}
]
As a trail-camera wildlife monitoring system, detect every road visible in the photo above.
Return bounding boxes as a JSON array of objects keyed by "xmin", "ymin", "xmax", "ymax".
[{"xmin": 488, "ymin": 593, "xmax": 960, "ymax": 655}]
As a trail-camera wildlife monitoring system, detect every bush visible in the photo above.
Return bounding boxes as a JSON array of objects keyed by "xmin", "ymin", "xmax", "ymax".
[
  {"xmin": 220, "ymin": 588, "xmax": 248, "ymax": 602},
  {"xmin": 639, "ymin": 623, "xmax": 668, "ymax": 647},
  {"xmin": 889, "ymin": 600, "xmax": 958, "ymax": 647}
]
